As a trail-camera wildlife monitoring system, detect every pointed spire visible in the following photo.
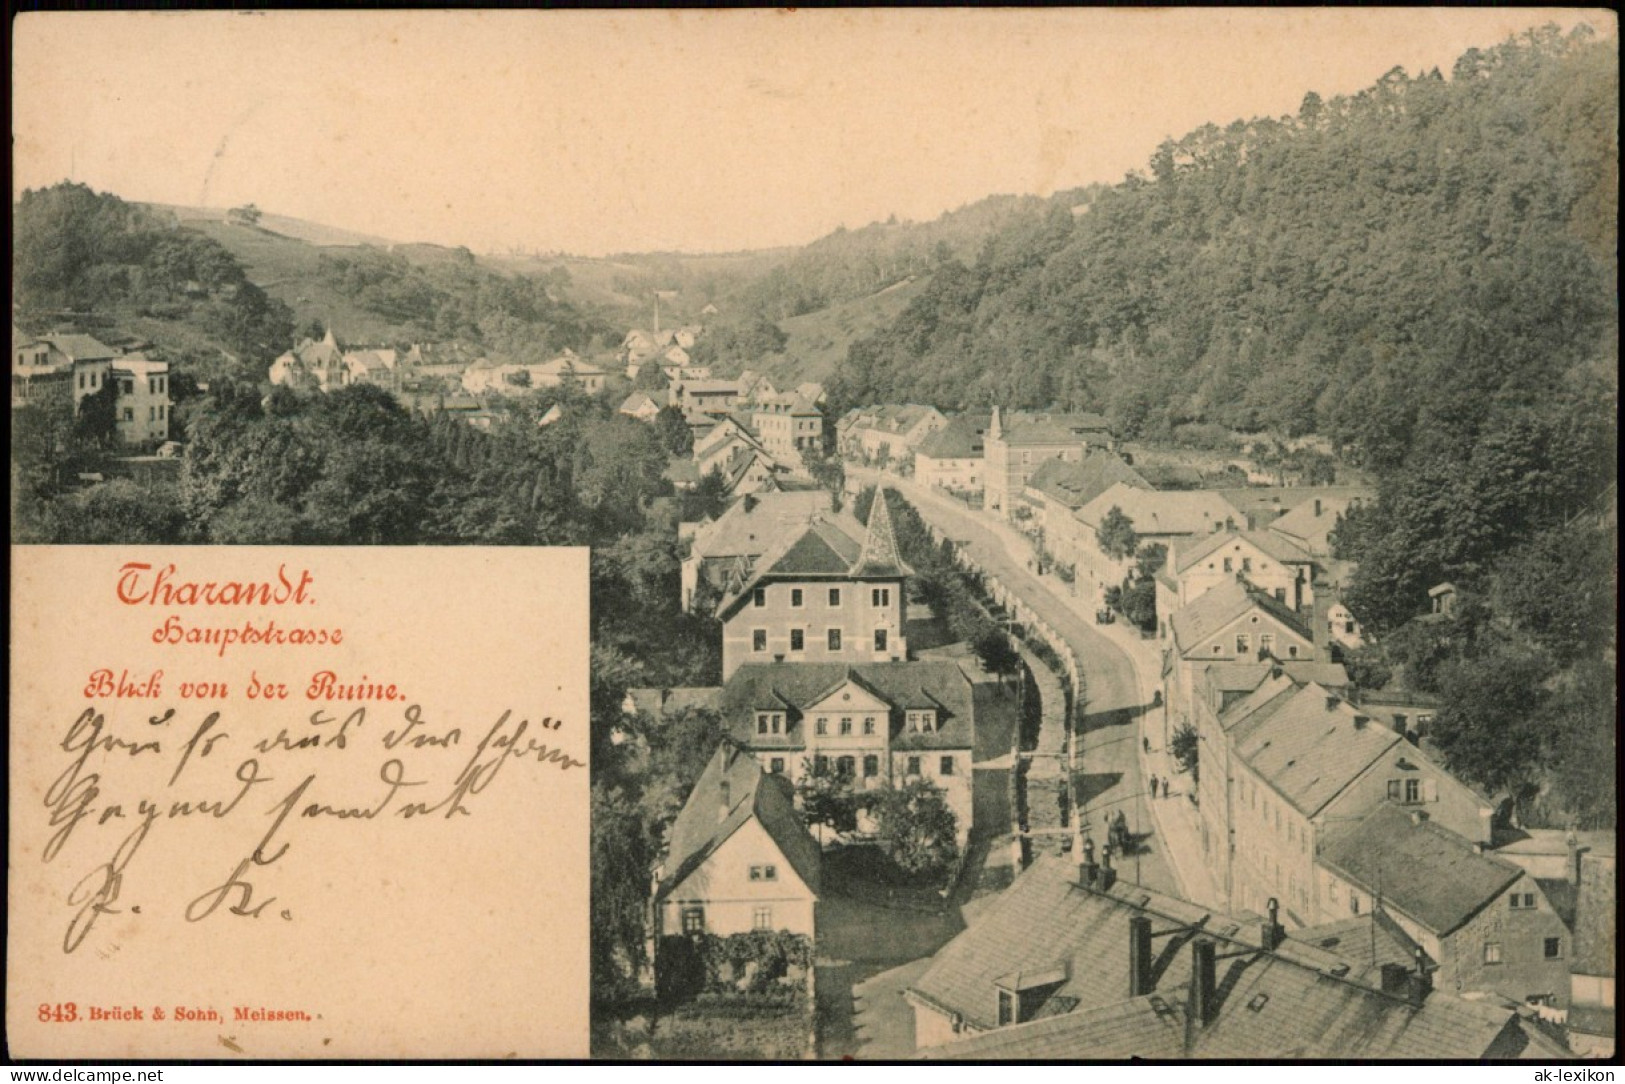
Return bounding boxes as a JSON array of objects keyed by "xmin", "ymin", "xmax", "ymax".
[
  {"xmin": 989, "ymin": 405, "xmax": 1003, "ymax": 441},
  {"xmin": 851, "ymin": 487, "xmax": 913, "ymax": 578}
]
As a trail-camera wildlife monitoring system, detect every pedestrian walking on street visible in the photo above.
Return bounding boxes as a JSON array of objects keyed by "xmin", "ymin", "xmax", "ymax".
[
  {"xmin": 1148, "ymin": 773, "xmax": 1158, "ymax": 798},
  {"xmin": 1161, "ymin": 778, "xmax": 1170, "ymax": 800},
  {"xmin": 1143, "ymin": 736, "xmax": 1150, "ymax": 754}
]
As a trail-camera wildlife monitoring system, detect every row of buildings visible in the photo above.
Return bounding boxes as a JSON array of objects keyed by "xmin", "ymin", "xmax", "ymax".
[{"xmin": 13, "ymin": 327, "xmax": 173, "ymax": 446}]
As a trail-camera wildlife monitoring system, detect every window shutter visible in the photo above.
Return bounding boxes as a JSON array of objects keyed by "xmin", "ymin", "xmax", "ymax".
[{"xmin": 1423, "ymin": 778, "xmax": 1438, "ymax": 803}]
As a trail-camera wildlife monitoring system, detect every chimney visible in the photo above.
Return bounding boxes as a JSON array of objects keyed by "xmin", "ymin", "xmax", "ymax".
[
  {"xmin": 1314, "ymin": 498, "xmax": 1323, "ymax": 517},
  {"xmin": 1353, "ymin": 715, "xmax": 1370, "ymax": 730},
  {"xmin": 1189, "ymin": 938, "xmax": 1218, "ymax": 1027},
  {"xmin": 1263, "ymin": 897, "xmax": 1284, "ymax": 952},
  {"xmin": 1079, "ymin": 836, "xmax": 1099, "ymax": 887},
  {"xmin": 1129, "ymin": 915, "xmax": 1155, "ymax": 996},
  {"xmin": 1568, "ymin": 832, "xmax": 1586, "ymax": 887},
  {"xmin": 718, "ymin": 779, "xmax": 732, "ymax": 823},
  {"xmin": 1379, "ymin": 963, "xmax": 1411, "ymax": 997},
  {"xmin": 1410, "ymin": 947, "xmax": 1433, "ymax": 1003},
  {"xmin": 1099, "ymin": 843, "xmax": 1118, "ymax": 892},
  {"xmin": 1326, "ymin": 695, "xmax": 1340, "ymax": 712},
  {"xmin": 1408, "ymin": 809, "xmax": 1427, "ymax": 826}
]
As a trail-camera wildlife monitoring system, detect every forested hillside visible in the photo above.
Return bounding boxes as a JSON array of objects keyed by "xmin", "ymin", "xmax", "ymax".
[
  {"xmin": 823, "ymin": 26, "xmax": 1618, "ymax": 827},
  {"xmin": 827, "ymin": 27, "xmax": 1617, "ymax": 466}
]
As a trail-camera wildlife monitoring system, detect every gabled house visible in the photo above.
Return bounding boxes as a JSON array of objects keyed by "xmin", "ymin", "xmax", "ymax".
[
  {"xmin": 1194, "ymin": 671, "xmax": 1493, "ymax": 924},
  {"xmin": 717, "ymin": 491, "xmax": 911, "ymax": 679},
  {"xmin": 530, "ymin": 352, "xmax": 606, "ymax": 394},
  {"xmin": 749, "ymin": 392, "xmax": 823, "ymax": 464},
  {"xmin": 679, "ymin": 379, "xmax": 744, "ymax": 416},
  {"xmin": 1075, "ymin": 483, "xmax": 1245, "ymax": 584},
  {"xmin": 1317, "ymin": 803, "xmax": 1572, "ymax": 1011},
  {"xmin": 983, "ymin": 407, "xmax": 1114, "ymax": 516},
  {"xmin": 1269, "ymin": 491, "xmax": 1371, "ymax": 558},
  {"xmin": 1159, "ymin": 530, "xmax": 1316, "ymax": 626},
  {"xmin": 840, "ymin": 404, "xmax": 949, "ymax": 464},
  {"xmin": 1022, "ymin": 450, "xmax": 1153, "ymax": 570},
  {"xmin": 12, "ymin": 325, "xmax": 71, "ymax": 407},
  {"xmin": 907, "ymin": 855, "xmax": 1551, "ymax": 1059},
  {"xmin": 914, "ymin": 414, "xmax": 991, "ymax": 493},
  {"xmin": 1163, "ymin": 579, "xmax": 1317, "ymax": 737},
  {"xmin": 270, "ymin": 329, "xmax": 348, "ymax": 392},
  {"xmin": 618, "ymin": 391, "xmax": 663, "ymax": 422},
  {"xmin": 653, "ymin": 742, "xmax": 821, "ymax": 939},
  {"xmin": 718, "ymin": 660, "xmax": 980, "ymax": 839}
]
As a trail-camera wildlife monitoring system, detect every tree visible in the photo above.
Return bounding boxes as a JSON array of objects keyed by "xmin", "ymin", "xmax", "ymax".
[
  {"xmin": 972, "ymin": 628, "xmax": 1022, "ymax": 688},
  {"xmin": 652, "ymin": 404, "xmax": 692, "ymax": 456},
  {"xmin": 1170, "ymin": 722, "xmax": 1199, "ymax": 784},
  {"xmin": 795, "ymin": 758, "xmax": 858, "ymax": 841},
  {"xmin": 1120, "ymin": 578, "xmax": 1158, "ymax": 632},
  {"xmin": 591, "ymin": 782, "xmax": 652, "ymax": 1000},
  {"xmin": 75, "ymin": 379, "xmax": 119, "ymax": 449},
  {"xmin": 1097, "ymin": 506, "xmax": 1138, "ymax": 561},
  {"xmin": 227, "ymin": 203, "xmax": 263, "ymax": 227},
  {"xmin": 1429, "ymin": 643, "xmax": 1551, "ymax": 805},
  {"xmin": 1134, "ymin": 542, "xmax": 1168, "ymax": 581},
  {"xmin": 868, "ymin": 778, "xmax": 959, "ymax": 880}
]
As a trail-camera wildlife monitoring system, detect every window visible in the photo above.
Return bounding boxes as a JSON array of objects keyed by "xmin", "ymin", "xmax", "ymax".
[
  {"xmin": 863, "ymin": 716, "xmax": 876, "ymax": 735},
  {"xmin": 863, "ymin": 755, "xmax": 879, "ymax": 778},
  {"xmin": 791, "ymin": 588, "xmax": 804, "ymax": 608},
  {"xmin": 748, "ymin": 864, "xmax": 778, "ymax": 882},
  {"xmin": 753, "ymin": 907, "xmax": 773, "ymax": 931},
  {"xmin": 872, "ymin": 587, "xmax": 890, "ymax": 606},
  {"xmin": 836, "ymin": 755, "xmax": 855, "ymax": 777},
  {"xmin": 790, "ymin": 628, "xmax": 805, "ymax": 652},
  {"xmin": 998, "ymin": 989, "xmax": 1016, "ymax": 1027},
  {"xmin": 1544, "ymin": 938, "xmax": 1562, "ymax": 960},
  {"xmin": 1287, "ymin": 645, "xmax": 1299, "ymax": 658},
  {"xmin": 940, "ymin": 756, "xmax": 955, "ymax": 776},
  {"xmin": 906, "ymin": 756, "xmax": 921, "ymax": 776},
  {"xmin": 828, "ymin": 588, "xmax": 842, "ymax": 607},
  {"xmin": 757, "ymin": 714, "xmax": 770, "ymax": 735},
  {"xmin": 1242, "ymin": 557, "xmax": 1252, "ymax": 573},
  {"xmin": 1224, "ymin": 558, "xmax": 1234, "ymax": 573},
  {"xmin": 1260, "ymin": 634, "xmax": 1274, "ymax": 654},
  {"xmin": 1274, "ymin": 587, "xmax": 1287, "ymax": 602},
  {"xmin": 770, "ymin": 758, "xmax": 785, "ymax": 774},
  {"xmin": 681, "ymin": 907, "xmax": 705, "ymax": 934},
  {"xmin": 840, "ymin": 717, "xmax": 853, "ymax": 735},
  {"xmin": 828, "ymin": 629, "xmax": 842, "ymax": 651},
  {"xmin": 122, "ymin": 408, "xmax": 134, "ymax": 422},
  {"xmin": 1484, "ymin": 943, "xmax": 1503, "ymax": 965},
  {"xmin": 1404, "ymin": 779, "xmax": 1421, "ymax": 804},
  {"xmin": 149, "ymin": 406, "xmax": 155, "ymax": 421},
  {"xmin": 815, "ymin": 755, "xmax": 830, "ymax": 773},
  {"xmin": 1350, "ymin": 894, "xmax": 1361, "ymax": 916},
  {"xmin": 753, "ymin": 629, "xmax": 767, "ymax": 652},
  {"xmin": 1236, "ymin": 634, "xmax": 1250, "ymax": 654},
  {"xmin": 1511, "ymin": 892, "xmax": 1536, "ymax": 910},
  {"xmin": 874, "ymin": 629, "xmax": 888, "ymax": 652},
  {"xmin": 1213, "ymin": 645, "xmax": 1224, "ymax": 655},
  {"xmin": 1387, "ymin": 780, "xmax": 1402, "ymax": 801},
  {"xmin": 753, "ymin": 588, "xmax": 766, "ymax": 608}
]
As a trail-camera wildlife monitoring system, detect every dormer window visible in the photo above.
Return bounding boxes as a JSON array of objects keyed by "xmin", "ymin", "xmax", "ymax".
[
  {"xmin": 909, "ymin": 710, "xmax": 937, "ymax": 733},
  {"xmin": 755, "ymin": 712, "xmax": 785, "ymax": 736}
]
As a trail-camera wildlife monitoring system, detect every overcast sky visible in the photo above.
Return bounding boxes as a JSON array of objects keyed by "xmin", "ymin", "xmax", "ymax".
[{"xmin": 13, "ymin": 9, "xmax": 1611, "ymax": 256}]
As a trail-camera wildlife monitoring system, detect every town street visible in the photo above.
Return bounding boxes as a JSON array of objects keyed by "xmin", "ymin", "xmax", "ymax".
[{"xmin": 855, "ymin": 468, "xmax": 1188, "ymax": 900}]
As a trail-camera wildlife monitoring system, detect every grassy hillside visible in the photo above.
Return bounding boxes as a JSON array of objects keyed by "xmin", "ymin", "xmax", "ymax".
[{"xmin": 756, "ymin": 273, "xmax": 933, "ymax": 385}]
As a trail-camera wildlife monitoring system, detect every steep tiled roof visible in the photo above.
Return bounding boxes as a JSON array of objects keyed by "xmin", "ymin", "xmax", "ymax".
[
  {"xmin": 1318, "ymin": 804, "xmax": 1522, "ymax": 936},
  {"xmin": 1293, "ymin": 911, "xmax": 1422, "ymax": 972},
  {"xmin": 657, "ymin": 742, "xmax": 820, "ymax": 900},
  {"xmin": 1169, "ymin": 579, "xmax": 1312, "ymax": 655},
  {"xmin": 1076, "ymin": 483, "xmax": 1244, "ymax": 537},
  {"xmin": 1174, "ymin": 529, "xmax": 1315, "ymax": 574},
  {"xmin": 910, "ymin": 855, "xmax": 1521, "ymax": 1059},
  {"xmin": 44, "ymin": 333, "xmax": 119, "ymax": 361},
  {"xmin": 916, "ymin": 415, "xmax": 991, "ymax": 460},
  {"xmin": 850, "ymin": 489, "xmax": 913, "ymax": 578},
  {"xmin": 1232, "ymin": 683, "xmax": 1402, "ymax": 818},
  {"xmin": 1025, "ymin": 451, "xmax": 1150, "ymax": 511},
  {"xmin": 719, "ymin": 661, "xmax": 976, "ymax": 753},
  {"xmin": 1269, "ymin": 491, "xmax": 1373, "ymax": 547},
  {"xmin": 688, "ymin": 490, "xmax": 834, "ymax": 560}
]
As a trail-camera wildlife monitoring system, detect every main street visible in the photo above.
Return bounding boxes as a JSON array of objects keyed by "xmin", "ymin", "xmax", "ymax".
[{"xmin": 855, "ymin": 468, "xmax": 1194, "ymax": 900}]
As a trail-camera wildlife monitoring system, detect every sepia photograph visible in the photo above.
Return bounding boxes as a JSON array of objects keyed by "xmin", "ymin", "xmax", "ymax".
[{"xmin": 8, "ymin": 8, "xmax": 1618, "ymax": 1066}]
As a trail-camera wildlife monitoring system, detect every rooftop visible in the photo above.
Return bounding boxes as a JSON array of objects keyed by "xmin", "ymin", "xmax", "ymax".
[
  {"xmin": 1075, "ymin": 483, "xmax": 1245, "ymax": 537},
  {"xmin": 916, "ymin": 414, "xmax": 991, "ymax": 460},
  {"xmin": 911, "ymin": 855, "xmax": 1525, "ymax": 1060},
  {"xmin": 657, "ymin": 741, "xmax": 821, "ymax": 900},
  {"xmin": 1318, "ymin": 804, "xmax": 1523, "ymax": 936},
  {"xmin": 1024, "ymin": 450, "xmax": 1150, "ymax": 511},
  {"xmin": 1230, "ymin": 683, "xmax": 1404, "ymax": 819},
  {"xmin": 1168, "ymin": 578, "xmax": 1312, "ymax": 653},
  {"xmin": 1173, "ymin": 529, "xmax": 1315, "ymax": 575},
  {"xmin": 719, "ymin": 661, "xmax": 976, "ymax": 752}
]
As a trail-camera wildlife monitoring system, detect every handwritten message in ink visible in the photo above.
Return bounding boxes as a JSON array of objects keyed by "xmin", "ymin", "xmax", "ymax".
[{"xmin": 9, "ymin": 547, "xmax": 590, "ymax": 1059}]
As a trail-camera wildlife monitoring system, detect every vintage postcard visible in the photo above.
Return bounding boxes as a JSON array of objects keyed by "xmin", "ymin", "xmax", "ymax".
[{"xmin": 10, "ymin": 8, "xmax": 1616, "ymax": 1064}]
